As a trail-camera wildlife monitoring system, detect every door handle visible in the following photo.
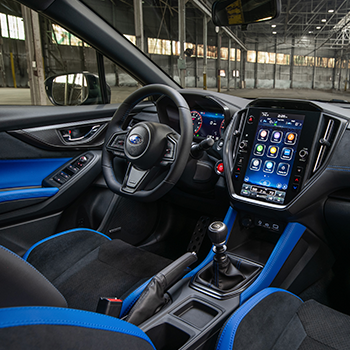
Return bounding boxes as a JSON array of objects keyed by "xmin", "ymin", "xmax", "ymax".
[{"xmin": 60, "ymin": 125, "xmax": 101, "ymax": 142}]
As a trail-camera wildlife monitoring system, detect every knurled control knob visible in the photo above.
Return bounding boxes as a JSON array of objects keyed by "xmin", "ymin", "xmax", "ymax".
[
  {"xmin": 208, "ymin": 221, "xmax": 228, "ymax": 246},
  {"xmin": 239, "ymin": 141, "xmax": 248, "ymax": 151},
  {"xmin": 299, "ymin": 149, "xmax": 308, "ymax": 159}
]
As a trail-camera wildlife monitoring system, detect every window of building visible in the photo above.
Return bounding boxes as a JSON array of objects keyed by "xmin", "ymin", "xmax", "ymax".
[
  {"xmin": 247, "ymin": 50, "xmax": 256, "ymax": 63},
  {"xmin": 0, "ymin": 13, "xmax": 25, "ymax": 40}
]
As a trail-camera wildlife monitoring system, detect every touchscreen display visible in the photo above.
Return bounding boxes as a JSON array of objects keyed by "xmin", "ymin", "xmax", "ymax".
[{"xmin": 241, "ymin": 111, "xmax": 305, "ymax": 204}]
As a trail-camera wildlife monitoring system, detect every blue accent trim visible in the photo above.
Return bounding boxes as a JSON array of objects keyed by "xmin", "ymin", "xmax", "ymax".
[
  {"xmin": 0, "ymin": 187, "xmax": 59, "ymax": 203},
  {"xmin": 23, "ymin": 228, "xmax": 111, "ymax": 261},
  {"xmin": 119, "ymin": 207, "xmax": 237, "ymax": 319},
  {"xmin": 119, "ymin": 278, "xmax": 152, "ymax": 318},
  {"xmin": 183, "ymin": 206, "xmax": 238, "ymax": 279},
  {"xmin": 0, "ymin": 306, "xmax": 155, "ymax": 349},
  {"xmin": 216, "ymin": 288, "xmax": 302, "ymax": 350},
  {"xmin": 240, "ymin": 222, "xmax": 306, "ymax": 304},
  {"xmin": 0, "ymin": 158, "xmax": 71, "ymax": 190}
]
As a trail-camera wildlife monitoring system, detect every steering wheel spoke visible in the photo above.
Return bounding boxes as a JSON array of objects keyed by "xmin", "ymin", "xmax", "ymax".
[
  {"xmin": 160, "ymin": 134, "xmax": 179, "ymax": 166},
  {"xmin": 106, "ymin": 131, "xmax": 127, "ymax": 158},
  {"xmin": 122, "ymin": 164, "xmax": 156, "ymax": 194}
]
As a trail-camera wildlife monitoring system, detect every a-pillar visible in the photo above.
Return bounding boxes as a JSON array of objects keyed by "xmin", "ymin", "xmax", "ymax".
[
  {"xmin": 21, "ymin": 5, "xmax": 47, "ymax": 105},
  {"xmin": 133, "ymin": 0, "xmax": 144, "ymax": 51},
  {"xmin": 203, "ymin": 15, "xmax": 209, "ymax": 90},
  {"xmin": 178, "ymin": 0, "xmax": 186, "ymax": 87}
]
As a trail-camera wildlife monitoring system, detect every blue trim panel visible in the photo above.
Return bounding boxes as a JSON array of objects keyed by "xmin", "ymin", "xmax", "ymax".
[
  {"xmin": 217, "ymin": 288, "xmax": 303, "ymax": 350},
  {"xmin": 119, "ymin": 278, "xmax": 152, "ymax": 318},
  {"xmin": 119, "ymin": 207, "xmax": 237, "ymax": 318},
  {"xmin": 0, "ymin": 187, "xmax": 59, "ymax": 203},
  {"xmin": 23, "ymin": 228, "xmax": 111, "ymax": 261},
  {"xmin": 240, "ymin": 222, "xmax": 306, "ymax": 304},
  {"xmin": 0, "ymin": 306, "xmax": 155, "ymax": 349},
  {"xmin": 184, "ymin": 206, "xmax": 238, "ymax": 279},
  {"xmin": 0, "ymin": 158, "xmax": 71, "ymax": 190}
]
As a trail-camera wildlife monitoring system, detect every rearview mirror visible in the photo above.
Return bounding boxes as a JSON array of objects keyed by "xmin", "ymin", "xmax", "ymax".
[
  {"xmin": 45, "ymin": 72, "xmax": 111, "ymax": 106},
  {"xmin": 212, "ymin": 0, "xmax": 281, "ymax": 27}
]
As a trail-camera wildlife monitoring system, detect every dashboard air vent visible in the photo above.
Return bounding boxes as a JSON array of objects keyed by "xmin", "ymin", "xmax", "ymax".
[{"xmin": 312, "ymin": 116, "xmax": 338, "ymax": 173}]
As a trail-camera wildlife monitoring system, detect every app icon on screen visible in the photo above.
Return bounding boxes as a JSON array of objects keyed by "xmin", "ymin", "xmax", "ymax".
[
  {"xmin": 267, "ymin": 145, "xmax": 279, "ymax": 158},
  {"xmin": 250, "ymin": 158, "xmax": 262, "ymax": 171},
  {"xmin": 263, "ymin": 161, "xmax": 275, "ymax": 173},
  {"xmin": 257, "ymin": 129, "xmax": 269, "ymax": 142},
  {"xmin": 281, "ymin": 147, "xmax": 293, "ymax": 160},
  {"xmin": 277, "ymin": 163, "xmax": 290, "ymax": 176},
  {"xmin": 271, "ymin": 131, "xmax": 283, "ymax": 143},
  {"xmin": 254, "ymin": 144, "xmax": 265, "ymax": 156},
  {"xmin": 285, "ymin": 132, "xmax": 297, "ymax": 145}
]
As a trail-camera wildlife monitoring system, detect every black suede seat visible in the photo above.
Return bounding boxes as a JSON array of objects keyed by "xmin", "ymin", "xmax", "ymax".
[
  {"xmin": 216, "ymin": 287, "xmax": 350, "ymax": 350},
  {"xmin": 1, "ymin": 229, "xmax": 172, "ymax": 312}
]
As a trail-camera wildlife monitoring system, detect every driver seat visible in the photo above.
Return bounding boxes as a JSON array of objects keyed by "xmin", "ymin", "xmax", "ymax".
[{"xmin": 0, "ymin": 228, "xmax": 172, "ymax": 312}]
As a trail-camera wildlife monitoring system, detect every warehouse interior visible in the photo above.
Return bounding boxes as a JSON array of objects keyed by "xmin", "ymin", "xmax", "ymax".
[{"xmin": 1, "ymin": 0, "xmax": 350, "ymax": 104}]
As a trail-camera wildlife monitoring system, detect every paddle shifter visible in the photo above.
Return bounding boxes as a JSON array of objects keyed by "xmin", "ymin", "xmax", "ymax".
[{"xmin": 208, "ymin": 221, "xmax": 244, "ymax": 289}]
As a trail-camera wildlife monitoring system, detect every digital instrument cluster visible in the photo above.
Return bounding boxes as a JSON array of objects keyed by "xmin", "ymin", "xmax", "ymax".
[{"xmin": 191, "ymin": 110, "xmax": 225, "ymax": 140}]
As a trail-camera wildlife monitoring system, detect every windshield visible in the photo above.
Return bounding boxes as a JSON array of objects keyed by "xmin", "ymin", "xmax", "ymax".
[{"xmin": 79, "ymin": 0, "xmax": 350, "ymax": 103}]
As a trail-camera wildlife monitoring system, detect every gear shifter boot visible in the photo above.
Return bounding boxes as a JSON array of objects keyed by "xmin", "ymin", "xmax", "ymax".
[{"xmin": 211, "ymin": 257, "xmax": 244, "ymax": 289}]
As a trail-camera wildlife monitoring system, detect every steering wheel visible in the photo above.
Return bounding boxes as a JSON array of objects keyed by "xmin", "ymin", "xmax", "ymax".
[{"xmin": 102, "ymin": 84, "xmax": 193, "ymax": 202}]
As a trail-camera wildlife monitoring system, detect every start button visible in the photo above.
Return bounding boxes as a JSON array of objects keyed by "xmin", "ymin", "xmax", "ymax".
[{"xmin": 216, "ymin": 162, "xmax": 224, "ymax": 175}]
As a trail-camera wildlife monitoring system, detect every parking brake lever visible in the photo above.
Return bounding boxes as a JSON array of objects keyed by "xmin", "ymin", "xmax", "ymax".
[{"xmin": 126, "ymin": 252, "xmax": 197, "ymax": 326}]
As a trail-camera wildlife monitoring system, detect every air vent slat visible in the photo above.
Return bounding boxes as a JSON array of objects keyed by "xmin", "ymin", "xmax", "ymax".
[{"xmin": 312, "ymin": 116, "xmax": 337, "ymax": 174}]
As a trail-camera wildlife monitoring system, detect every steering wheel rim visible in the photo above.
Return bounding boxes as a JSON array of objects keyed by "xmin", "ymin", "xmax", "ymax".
[{"xmin": 102, "ymin": 84, "xmax": 193, "ymax": 202}]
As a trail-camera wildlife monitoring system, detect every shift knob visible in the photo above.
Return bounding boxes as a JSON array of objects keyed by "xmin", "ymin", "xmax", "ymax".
[{"xmin": 208, "ymin": 221, "xmax": 228, "ymax": 246}]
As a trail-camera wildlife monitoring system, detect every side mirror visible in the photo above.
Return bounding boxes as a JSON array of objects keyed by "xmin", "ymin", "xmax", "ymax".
[
  {"xmin": 212, "ymin": 0, "xmax": 281, "ymax": 27},
  {"xmin": 45, "ymin": 72, "xmax": 111, "ymax": 106}
]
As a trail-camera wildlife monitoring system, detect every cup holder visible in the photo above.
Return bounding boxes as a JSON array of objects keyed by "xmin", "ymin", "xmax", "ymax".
[{"xmin": 146, "ymin": 323, "xmax": 190, "ymax": 350}]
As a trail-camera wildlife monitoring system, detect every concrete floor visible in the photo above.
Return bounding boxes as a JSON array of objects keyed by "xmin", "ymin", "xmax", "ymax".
[{"xmin": 1, "ymin": 87, "xmax": 350, "ymax": 105}]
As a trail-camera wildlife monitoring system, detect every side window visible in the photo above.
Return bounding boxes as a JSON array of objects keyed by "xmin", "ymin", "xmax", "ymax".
[{"xmin": 0, "ymin": 1, "xmax": 141, "ymax": 106}]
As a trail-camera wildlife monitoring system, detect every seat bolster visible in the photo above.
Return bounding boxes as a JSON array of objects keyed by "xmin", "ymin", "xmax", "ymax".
[
  {"xmin": 0, "ymin": 246, "xmax": 67, "ymax": 308},
  {"xmin": 23, "ymin": 228, "xmax": 111, "ymax": 261},
  {"xmin": 0, "ymin": 306, "xmax": 155, "ymax": 350},
  {"xmin": 216, "ymin": 288, "xmax": 303, "ymax": 350}
]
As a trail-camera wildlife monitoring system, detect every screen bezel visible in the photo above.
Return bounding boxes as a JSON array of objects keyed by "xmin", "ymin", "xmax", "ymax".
[{"xmin": 232, "ymin": 107, "xmax": 320, "ymax": 206}]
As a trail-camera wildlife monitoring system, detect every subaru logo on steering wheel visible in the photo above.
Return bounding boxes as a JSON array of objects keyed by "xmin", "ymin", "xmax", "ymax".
[{"xmin": 129, "ymin": 134, "xmax": 142, "ymax": 145}]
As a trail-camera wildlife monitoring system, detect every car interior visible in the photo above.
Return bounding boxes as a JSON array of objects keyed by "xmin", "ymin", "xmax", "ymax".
[{"xmin": 1, "ymin": 0, "xmax": 350, "ymax": 349}]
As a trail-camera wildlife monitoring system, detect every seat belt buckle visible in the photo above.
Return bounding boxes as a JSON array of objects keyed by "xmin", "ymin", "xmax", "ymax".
[{"xmin": 96, "ymin": 297, "xmax": 123, "ymax": 318}]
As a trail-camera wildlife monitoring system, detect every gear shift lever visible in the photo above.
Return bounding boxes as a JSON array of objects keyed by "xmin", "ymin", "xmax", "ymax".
[{"xmin": 208, "ymin": 221, "xmax": 244, "ymax": 289}]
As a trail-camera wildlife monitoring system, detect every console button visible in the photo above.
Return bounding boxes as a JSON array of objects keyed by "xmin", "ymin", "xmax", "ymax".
[
  {"xmin": 237, "ymin": 157, "xmax": 244, "ymax": 166},
  {"xmin": 293, "ymin": 176, "xmax": 301, "ymax": 184},
  {"xmin": 292, "ymin": 184, "xmax": 299, "ymax": 192},
  {"xmin": 247, "ymin": 115, "xmax": 254, "ymax": 124},
  {"xmin": 296, "ymin": 166, "xmax": 303, "ymax": 174},
  {"xmin": 59, "ymin": 171, "xmax": 70, "ymax": 180},
  {"xmin": 273, "ymin": 196, "xmax": 285, "ymax": 204},
  {"xmin": 234, "ymin": 173, "xmax": 240, "ymax": 180},
  {"xmin": 276, "ymin": 191, "xmax": 286, "ymax": 198},
  {"xmin": 272, "ymin": 223, "xmax": 280, "ymax": 231},
  {"xmin": 242, "ymin": 184, "xmax": 251, "ymax": 190},
  {"xmin": 216, "ymin": 162, "xmax": 224, "ymax": 174},
  {"xmin": 240, "ymin": 189, "xmax": 250, "ymax": 196},
  {"xmin": 68, "ymin": 164, "xmax": 79, "ymax": 173},
  {"xmin": 53, "ymin": 175, "xmax": 66, "ymax": 185}
]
